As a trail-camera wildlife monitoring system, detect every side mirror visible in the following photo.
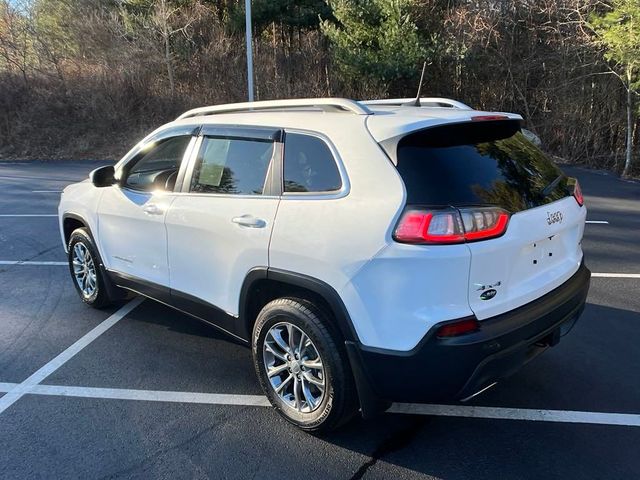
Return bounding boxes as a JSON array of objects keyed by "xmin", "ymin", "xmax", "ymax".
[{"xmin": 90, "ymin": 165, "xmax": 116, "ymax": 187}]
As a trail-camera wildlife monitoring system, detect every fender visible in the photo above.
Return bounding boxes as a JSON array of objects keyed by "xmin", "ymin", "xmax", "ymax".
[{"xmin": 238, "ymin": 267, "xmax": 359, "ymax": 343}]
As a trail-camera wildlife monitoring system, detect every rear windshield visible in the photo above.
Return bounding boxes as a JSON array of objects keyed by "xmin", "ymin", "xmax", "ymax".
[{"xmin": 395, "ymin": 121, "xmax": 570, "ymax": 212}]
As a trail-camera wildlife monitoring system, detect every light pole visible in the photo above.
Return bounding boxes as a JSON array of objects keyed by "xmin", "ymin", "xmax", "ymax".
[{"xmin": 245, "ymin": 0, "xmax": 254, "ymax": 102}]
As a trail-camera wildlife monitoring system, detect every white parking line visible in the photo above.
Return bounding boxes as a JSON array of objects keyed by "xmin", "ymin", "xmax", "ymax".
[
  {"xmin": 586, "ymin": 220, "xmax": 609, "ymax": 224},
  {"xmin": 0, "ymin": 381, "xmax": 637, "ymax": 427},
  {"xmin": 0, "ymin": 214, "xmax": 57, "ymax": 217},
  {"xmin": 388, "ymin": 404, "xmax": 640, "ymax": 427},
  {"xmin": 0, "ymin": 298, "xmax": 143, "ymax": 415},
  {"xmin": 32, "ymin": 190, "xmax": 62, "ymax": 193},
  {"xmin": 592, "ymin": 273, "xmax": 640, "ymax": 279},
  {"xmin": 0, "ymin": 175, "xmax": 70, "ymax": 182},
  {"xmin": 4, "ymin": 384, "xmax": 271, "ymax": 407},
  {"xmin": 0, "ymin": 261, "xmax": 67, "ymax": 266}
]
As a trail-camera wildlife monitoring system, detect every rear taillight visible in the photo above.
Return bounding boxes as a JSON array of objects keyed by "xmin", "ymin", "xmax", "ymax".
[
  {"xmin": 393, "ymin": 209, "xmax": 465, "ymax": 244},
  {"xmin": 458, "ymin": 207, "xmax": 510, "ymax": 241},
  {"xmin": 571, "ymin": 178, "xmax": 584, "ymax": 206},
  {"xmin": 394, "ymin": 207, "xmax": 510, "ymax": 244},
  {"xmin": 436, "ymin": 317, "xmax": 480, "ymax": 337}
]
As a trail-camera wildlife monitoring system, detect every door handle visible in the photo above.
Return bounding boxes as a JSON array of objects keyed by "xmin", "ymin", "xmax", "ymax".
[
  {"xmin": 232, "ymin": 215, "xmax": 266, "ymax": 228},
  {"xmin": 143, "ymin": 204, "xmax": 163, "ymax": 215}
]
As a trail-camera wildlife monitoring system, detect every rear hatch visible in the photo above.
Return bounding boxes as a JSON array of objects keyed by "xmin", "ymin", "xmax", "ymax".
[{"xmin": 392, "ymin": 119, "xmax": 586, "ymax": 320}]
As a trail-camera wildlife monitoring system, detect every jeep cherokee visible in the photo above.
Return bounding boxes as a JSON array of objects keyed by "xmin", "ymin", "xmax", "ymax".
[{"xmin": 58, "ymin": 97, "xmax": 591, "ymax": 431}]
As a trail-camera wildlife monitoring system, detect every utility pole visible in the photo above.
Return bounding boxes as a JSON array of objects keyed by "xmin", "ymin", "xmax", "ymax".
[{"xmin": 245, "ymin": 0, "xmax": 254, "ymax": 102}]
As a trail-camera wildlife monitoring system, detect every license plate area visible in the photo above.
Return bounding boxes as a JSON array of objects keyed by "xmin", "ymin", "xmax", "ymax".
[{"xmin": 524, "ymin": 234, "xmax": 563, "ymax": 269}]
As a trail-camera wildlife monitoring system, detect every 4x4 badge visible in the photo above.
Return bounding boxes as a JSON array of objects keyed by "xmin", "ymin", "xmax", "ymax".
[{"xmin": 480, "ymin": 289, "xmax": 497, "ymax": 300}]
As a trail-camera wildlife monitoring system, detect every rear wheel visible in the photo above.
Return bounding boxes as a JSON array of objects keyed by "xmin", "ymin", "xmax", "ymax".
[
  {"xmin": 67, "ymin": 228, "xmax": 118, "ymax": 308},
  {"xmin": 252, "ymin": 297, "xmax": 358, "ymax": 432}
]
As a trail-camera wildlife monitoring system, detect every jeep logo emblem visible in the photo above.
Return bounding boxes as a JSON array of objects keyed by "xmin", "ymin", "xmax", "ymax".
[
  {"xmin": 480, "ymin": 289, "xmax": 497, "ymax": 301},
  {"xmin": 547, "ymin": 211, "xmax": 563, "ymax": 225}
]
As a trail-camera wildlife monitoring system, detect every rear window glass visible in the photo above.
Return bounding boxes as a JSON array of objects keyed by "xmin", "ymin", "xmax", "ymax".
[{"xmin": 396, "ymin": 121, "xmax": 569, "ymax": 212}]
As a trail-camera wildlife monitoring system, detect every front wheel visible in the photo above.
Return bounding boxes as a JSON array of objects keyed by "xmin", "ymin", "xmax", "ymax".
[
  {"xmin": 252, "ymin": 297, "xmax": 358, "ymax": 432},
  {"xmin": 67, "ymin": 228, "xmax": 117, "ymax": 308}
]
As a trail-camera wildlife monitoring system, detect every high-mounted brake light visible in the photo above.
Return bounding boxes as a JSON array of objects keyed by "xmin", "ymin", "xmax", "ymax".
[
  {"xmin": 471, "ymin": 115, "xmax": 509, "ymax": 122},
  {"xmin": 394, "ymin": 207, "xmax": 510, "ymax": 245},
  {"xmin": 436, "ymin": 318, "xmax": 480, "ymax": 337},
  {"xmin": 571, "ymin": 178, "xmax": 584, "ymax": 206}
]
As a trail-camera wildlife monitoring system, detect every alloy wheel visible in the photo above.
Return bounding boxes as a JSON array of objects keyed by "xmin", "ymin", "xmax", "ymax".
[
  {"xmin": 72, "ymin": 242, "xmax": 97, "ymax": 298},
  {"xmin": 262, "ymin": 322, "xmax": 326, "ymax": 413}
]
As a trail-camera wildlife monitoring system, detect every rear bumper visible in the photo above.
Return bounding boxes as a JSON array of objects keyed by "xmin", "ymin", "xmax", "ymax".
[{"xmin": 347, "ymin": 261, "xmax": 590, "ymax": 404}]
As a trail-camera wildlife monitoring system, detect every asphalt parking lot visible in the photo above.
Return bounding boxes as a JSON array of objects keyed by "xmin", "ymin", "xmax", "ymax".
[{"xmin": 0, "ymin": 160, "xmax": 639, "ymax": 479}]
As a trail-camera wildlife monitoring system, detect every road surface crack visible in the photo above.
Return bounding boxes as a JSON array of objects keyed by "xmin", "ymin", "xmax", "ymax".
[{"xmin": 349, "ymin": 417, "xmax": 428, "ymax": 480}]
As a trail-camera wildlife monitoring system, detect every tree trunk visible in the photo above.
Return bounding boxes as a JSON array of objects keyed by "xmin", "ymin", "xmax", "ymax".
[
  {"xmin": 623, "ymin": 85, "xmax": 633, "ymax": 177},
  {"xmin": 272, "ymin": 22, "xmax": 278, "ymax": 86},
  {"xmin": 164, "ymin": 29, "xmax": 175, "ymax": 97},
  {"xmin": 159, "ymin": 0, "xmax": 175, "ymax": 98}
]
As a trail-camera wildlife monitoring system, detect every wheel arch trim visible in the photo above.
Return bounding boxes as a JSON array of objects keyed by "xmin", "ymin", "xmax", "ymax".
[
  {"xmin": 239, "ymin": 267, "xmax": 359, "ymax": 344},
  {"xmin": 62, "ymin": 212, "xmax": 90, "ymax": 247}
]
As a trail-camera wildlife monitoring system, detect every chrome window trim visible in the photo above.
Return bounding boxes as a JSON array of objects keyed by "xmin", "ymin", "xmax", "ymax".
[
  {"xmin": 280, "ymin": 128, "xmax": 350, "ymax": 200},
  {"xmin": 113, "ymin": 125, "xmax": 350, "ymax": 201}
]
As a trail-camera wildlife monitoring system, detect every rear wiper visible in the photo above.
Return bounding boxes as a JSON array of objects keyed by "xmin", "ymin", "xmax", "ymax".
[{"xmin": 541, "ymin": 174, "xmax": 565, "ymax": 198}]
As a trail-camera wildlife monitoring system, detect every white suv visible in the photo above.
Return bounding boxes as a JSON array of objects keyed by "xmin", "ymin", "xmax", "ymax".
[{"xmin": 58, "ymin": 98, "xmax": 590, "ymax": 431}]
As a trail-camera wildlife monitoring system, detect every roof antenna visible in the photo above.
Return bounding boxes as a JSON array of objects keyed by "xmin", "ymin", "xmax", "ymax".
[{"xmin": 405, "ymin": 61, "xmax": 428, "ymax": 107}]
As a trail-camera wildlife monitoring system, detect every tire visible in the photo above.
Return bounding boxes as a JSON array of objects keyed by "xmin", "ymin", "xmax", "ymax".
[
  {"xmin": 252, "ymin": 297, "xmax": 358, "ymax": 432},
  {"xmin": 67, "ymin": 227, "xmax": 118, "ymax": 308}
]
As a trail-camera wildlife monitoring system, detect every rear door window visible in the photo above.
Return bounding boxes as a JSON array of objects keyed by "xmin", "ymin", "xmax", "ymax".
[
  {"xmin": 283, "ymin": 133, "xmax": 342, "ymax": 193},
  {"xmin": 190, "ymin": 137, "xmax": 274, "ymax": 195},
  {"xmin": 396, "ymin": 121, "xmax": 569, "ymax": 212}
]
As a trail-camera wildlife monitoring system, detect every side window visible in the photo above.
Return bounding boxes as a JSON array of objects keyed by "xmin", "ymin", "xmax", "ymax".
[
  {"xmin": 190, "ymin": 137, "xmax": 274, "ymax": 195},
  {"xmin": 124, "ymin": 136, "xmax": 191, "ymax": 191},
  {"xmin": 283, "ymin": 133, "xmax": 342, "ymax": 193}
]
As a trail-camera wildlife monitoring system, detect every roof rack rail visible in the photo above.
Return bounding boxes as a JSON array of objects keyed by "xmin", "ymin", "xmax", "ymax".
[
  {"xmin": 177, "ymin": 98, "xmax": 372, "ymax": 120},
  {"xmin": 362, "ymin": 98, "xmax": 473, "ymax": 110}
]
